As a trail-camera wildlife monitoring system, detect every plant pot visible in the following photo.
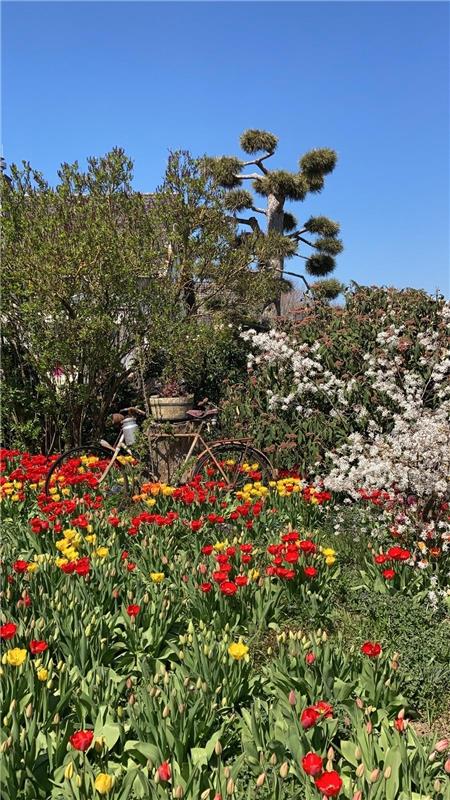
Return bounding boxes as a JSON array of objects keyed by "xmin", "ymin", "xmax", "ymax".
[{"xmin": 149, "ymin": 394, "xmax": 194, "ymax": 422}]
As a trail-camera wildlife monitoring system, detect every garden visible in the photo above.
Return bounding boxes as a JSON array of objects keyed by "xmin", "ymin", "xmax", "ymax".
[{"xmin": 1, "ymin": 142, "xmax": 449, "ymax": 800}]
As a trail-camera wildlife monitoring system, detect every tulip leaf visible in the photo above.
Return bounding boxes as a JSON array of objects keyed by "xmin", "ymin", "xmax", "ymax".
[{"xmin": 340, "ymin": 739, "xmax": 359, "ymax": 767}]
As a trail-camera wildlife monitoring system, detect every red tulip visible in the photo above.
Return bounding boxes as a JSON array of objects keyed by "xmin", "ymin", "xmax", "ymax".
[
  {"xmin": 300, "ymin": 707, "xmax": 320, "ymax": 729},
  {"xmin": 299, "ymin": 540, "xmax": 316, "ymax": 554},
  {"xmin": 302, "ymin": 751, "xmax": 323, "ymax": 776},
  {"xmin": 0, "ymin": 623, "xmax": 17, "ymax": 640},
  {"xmin": 304, "ymin": 566, "xmax": 318, "ymax": 578},
  {"xmin": 361, "ymin": 642, "xmax": 382, "ymax": 658},
  {"xmin": 127, "ymin": 604, "xmax": 141, "ymax": 617},
  {"xmin": 158, "ymin": 761, "xmax": 171, "ymax": 782},
  {"xmin": 13, "ymin": 560, "xmax": 29, "ymax": 573},
  {"xmin": 220, "ymin": 581, "xmax": 238, "ymax": 596},
  {"xmin": 315, "ymin": 770, "xmax": 342, "ymax": 796},
  {"xmin": 313, "ymin": 700, "xmax": 333, "ymax": 718},
  {"xmin": 29, "ymin": 640, "xmax": 48, "ymax": 654},
  {"xmin": 305, "ymin": 651, "xmax": 316, "ymax": 665},
  {"xmin": 69, "ymin": 730, "xmax": 94, "ymax": 751}
]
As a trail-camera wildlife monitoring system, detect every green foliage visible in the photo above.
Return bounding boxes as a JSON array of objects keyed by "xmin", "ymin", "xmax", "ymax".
[
  {"xmin": 253, "ymin": 171, "xmax": 308, "ymax": 201},
  {"xmin": 334, "ymin": 590, "xmax": 450, "ymax": 720},
  {"xmin": 1, "ymin": 149, "xmax": 281, "ymax": 450},
  {"xmin": 240, "ymin": 129, "xmax": 278, "ymax": 154},
  {"xmin": 315, "ymin": 237, "xmax": 344, "ymax": 256},
  {"xmin": 282, "ymin": 212, "xmax": 297, "ymax": 232},
  {"xmin": 223, "ymin": 189, "xmax": 254, "ymax": 211},
  {"xmin": 311, "ymin": 279, "xmax": 344, "ymax": 300},
  {"xmin": 255, "ymin": 232, "xmax": 298, "ymax": 261},
  {"xmin": 202, "ymin": 155, "xmax": 243, "ymax": 188},
  {"xmin": 305, "ymin": 253, "xmax": 336, "ymax": 276},
  {"xmin": 304, "ymin": 174, "xmax": 325, "ymax": 193},
  {"xmin": 300, "ymin": 148, "xmax": 338, "ymax": 177},
  {"xmin": 304, "ymin": 216, "xmax": 341, "ymax": 236},
  {"xmin": 1, "ymin": 150, "xmax": 171, "ymax": 449}
]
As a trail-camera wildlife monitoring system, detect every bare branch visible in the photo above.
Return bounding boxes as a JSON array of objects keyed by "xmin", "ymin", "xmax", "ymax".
[
  {"xmin": 298, "ymin": 236, "xmax": 317, "ymax": 249},
  {"xmin": 234, "ymin": 173, "xmax": 262, "ymax": 180},
  {"xmin": 242, "ymin": 151, "xmax": 275, "ymax": 173},
  {"xmin": 251, "ymin": 206, "xmax": 267, "ymax": 216},
  {"xmin": 234, "ymin": 215, "xmax": 261, "ymax": 233},
  {"xmin": 287, "ymin": 231, "xmax": 317, "ymax": 249},
  {"xmin": 270, "ymin": 265, "xmax": 312, "ymax": 293}
]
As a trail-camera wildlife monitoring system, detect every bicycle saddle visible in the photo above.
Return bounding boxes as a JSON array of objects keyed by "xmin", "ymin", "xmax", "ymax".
[{"xmin": 186, "ymin": 408, "xmax": 219, "ymax": 420}]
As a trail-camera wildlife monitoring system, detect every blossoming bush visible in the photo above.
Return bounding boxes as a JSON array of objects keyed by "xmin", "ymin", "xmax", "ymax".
[
  {"xmin": 238, "ymin": 292, "xmax": 450, "ymax": 589},
  {"xmin": 1, "ymin": 450, "xmax": 449, "ymax": 799}
]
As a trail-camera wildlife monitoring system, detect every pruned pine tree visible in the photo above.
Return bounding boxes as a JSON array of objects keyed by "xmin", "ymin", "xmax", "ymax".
[{"xmin": 203, "ymin": 129, "xmax": 344, "ymax": 314}]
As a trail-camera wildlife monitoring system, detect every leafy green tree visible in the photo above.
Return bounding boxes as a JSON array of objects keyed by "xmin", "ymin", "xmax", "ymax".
[
  {"xmin": 203, "ymin": 129, "xmax": 344, "ymax": 313},
  {"xmin": 1, "ymin": 148, "xmax": 173, "ymax": 448},
  {"xmin": 148, "ymin": 150, "xmax": 280, "ymax": 319},
  {"xmin": 1, "ymin": 148, "xmax": 281, "ymax": 450}
]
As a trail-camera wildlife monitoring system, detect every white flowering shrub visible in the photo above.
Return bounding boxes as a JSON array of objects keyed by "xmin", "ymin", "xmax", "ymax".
[{"xmin": 241, "ymin": 297, "xmax": 450, "ymax": 516}]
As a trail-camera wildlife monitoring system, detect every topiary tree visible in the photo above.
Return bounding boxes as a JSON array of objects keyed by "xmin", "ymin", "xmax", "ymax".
[{"xmin": 203, "ymin": 129, "xmax": 344, "ymax": 313}]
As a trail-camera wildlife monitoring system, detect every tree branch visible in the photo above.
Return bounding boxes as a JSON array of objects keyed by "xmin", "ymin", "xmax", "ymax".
[
  {"xmin": 242, "ymin": 152, "xmax": 274, "ymax": 174},
  {"xmin": 288, "ymin": 232, "xmax": 317, "ymax": 249},
  {"xmin": 233, "ymin": 173, "xmax": 261, "ymax": 180},
  {"xmin": 234, "ymin": 216, "xmax": 261, "ymax": 233},
  {"xmin": 251, "ymin": 206, "xmax": 267, "ymax": 216},
  {"xmin": 298, "ymin": 236, "xmax": 317, "ymax": 249}
]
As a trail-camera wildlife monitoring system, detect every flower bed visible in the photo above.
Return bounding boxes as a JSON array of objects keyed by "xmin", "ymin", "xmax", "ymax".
[{"xmin": 1, "ymin": 450, "xmax": 449, "ymax": 799}]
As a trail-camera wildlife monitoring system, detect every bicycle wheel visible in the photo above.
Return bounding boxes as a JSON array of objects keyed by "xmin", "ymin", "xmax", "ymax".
[
  {"xmin": 44, "ymin": 445, "xmax": 132, "ymax": 500},
  {"xmin": 191, "ymin": 442, "xmax": 273, "ymax": 489}
]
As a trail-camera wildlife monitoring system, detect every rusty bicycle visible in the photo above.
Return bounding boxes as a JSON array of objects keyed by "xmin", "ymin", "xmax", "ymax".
[{"xmin": 44, "ymin": 403, "xmax": 273, "ymax": 498}]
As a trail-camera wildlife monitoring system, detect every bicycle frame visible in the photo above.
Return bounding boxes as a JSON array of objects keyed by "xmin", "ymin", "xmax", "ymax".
[
  {"xmin": 147, "ymin": 420, "xmax": 254, "ymax": 485},
  {"xmin": 95, "ymin": 418, "xmax": 258, "ymax": 488},
  {"xmin": 97, "ymin": 432, "xmax": 134, "ymax": 483}
]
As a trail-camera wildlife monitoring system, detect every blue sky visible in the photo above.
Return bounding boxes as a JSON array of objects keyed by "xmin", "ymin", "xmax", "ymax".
[{"xmin": 2, "ymin": 1, "xmax": 449, "ymax": 295}]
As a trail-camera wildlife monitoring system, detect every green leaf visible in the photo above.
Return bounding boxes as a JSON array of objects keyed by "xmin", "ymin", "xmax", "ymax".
[
  {"xmin": 383, "ymin": 746, "xmax": 402, "ymax": 800},
  {"xmin": 340, "ymin": 739, "xmax": 359, "ymax": 767},
  {"xmin": 123, "ymin": 740, "xmax": 161, "ymax": 765}
]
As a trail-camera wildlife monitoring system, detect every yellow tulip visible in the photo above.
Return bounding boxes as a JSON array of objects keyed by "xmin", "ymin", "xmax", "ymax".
[
  {"xmin": 37, "ymin": 667, "xmax": 48, "ymax": 682},
  {"xmin": 325, "ymin": 556, "xmax": 336, "ymax": 566},
  {"xmin": 27, "ymin": 563, "xmax": 38, "ymax": 573},
  {"xmin": 95, "ymin": 547, "xmax": 109, "ymax": 558},
  {"xmin": 6, "ymin": 648, "xmax": 27, "ymax": 667},
  {"xmin": 150, "ymin": 572, "xmax": 165, "ymax": 583},
  {"xmin": 94, "ymin": 772, "xmax": 114, "ymax": 795},
  {"xmin": 228, "ymin": 642, "xmax": 249, "ymax": 660}
]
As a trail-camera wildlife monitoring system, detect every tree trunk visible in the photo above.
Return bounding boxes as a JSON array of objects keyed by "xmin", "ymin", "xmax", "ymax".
[{"xmin": 266, "ymin": 193, "xmax": 285, "ymax": 316}]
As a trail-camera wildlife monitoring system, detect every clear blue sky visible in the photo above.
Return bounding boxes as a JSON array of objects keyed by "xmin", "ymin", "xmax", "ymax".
[{"xmin": 2, "ymin": 1, "xmax": 449, "ymax": 295}]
